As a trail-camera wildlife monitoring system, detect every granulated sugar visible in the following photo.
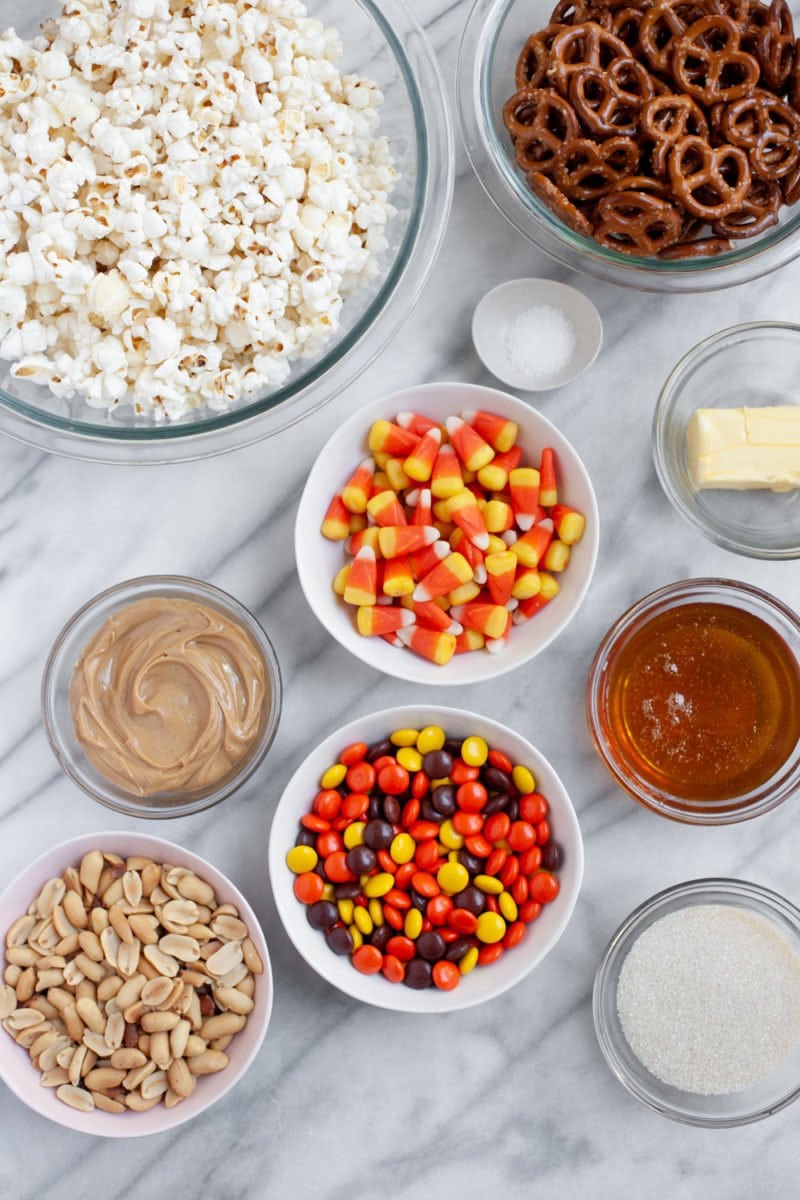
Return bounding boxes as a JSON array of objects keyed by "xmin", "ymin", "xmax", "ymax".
[
  {"xmin": 616, "ymin": 904, "xmax": 800, "ymax": 1095},
  {"xmin": 504, "ymin": 305, "xmax": 576, "ymax": 380}
]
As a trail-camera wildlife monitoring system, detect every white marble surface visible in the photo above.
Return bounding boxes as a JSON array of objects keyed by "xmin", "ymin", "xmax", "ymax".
[{"xmin": 2, "ymin": 0, "xmax": 800, "ymax": 1194}]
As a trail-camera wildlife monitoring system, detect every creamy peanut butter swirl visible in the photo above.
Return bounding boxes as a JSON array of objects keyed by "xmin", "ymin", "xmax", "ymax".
[{"xmin": 70, "ymin": 596, "xmax": 267, "ymax": 797}]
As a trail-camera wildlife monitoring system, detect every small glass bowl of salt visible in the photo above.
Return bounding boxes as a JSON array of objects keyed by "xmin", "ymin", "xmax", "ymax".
[
  {"xmin": 472, "ymin": 279, "xmax": 602, "ymax": 391},
  {"xmin": 593, "ymin": 878, "xmax": 800, "ymax": 1127}
]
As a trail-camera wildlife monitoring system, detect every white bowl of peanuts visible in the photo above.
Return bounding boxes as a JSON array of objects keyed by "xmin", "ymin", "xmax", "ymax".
[
  {"xmin": 0, "ymin": 832, "xmax": 272, "ymax": 1137},
  {"xmin": 296, "ymin": 381, "xmax": 599, "ymax": 685}
]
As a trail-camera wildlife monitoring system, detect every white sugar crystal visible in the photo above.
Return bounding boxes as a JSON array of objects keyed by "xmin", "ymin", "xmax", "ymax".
[{"xmin": 617, "ymin": 904, "xmax": 800, "ymax": 1095}]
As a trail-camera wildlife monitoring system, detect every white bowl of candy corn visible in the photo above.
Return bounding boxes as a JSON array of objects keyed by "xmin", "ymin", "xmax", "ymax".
[{"xmin": 295, "ymin": 382, "xmax": 599, "ymax": 685}]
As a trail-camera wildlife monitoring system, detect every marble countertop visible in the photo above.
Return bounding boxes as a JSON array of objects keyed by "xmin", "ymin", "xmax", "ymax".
[{"xmin": 1, "ymin": 1, "xmax": 800, "ymax": 1195}]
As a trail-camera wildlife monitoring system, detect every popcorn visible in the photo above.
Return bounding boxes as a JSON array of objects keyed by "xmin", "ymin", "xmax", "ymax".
[{"xmin": 0, "ymin": 0, "xmax": 397, "ymax": 419}]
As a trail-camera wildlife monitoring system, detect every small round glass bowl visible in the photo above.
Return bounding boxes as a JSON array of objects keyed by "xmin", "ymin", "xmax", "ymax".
[
  {"xmin": 457, "ymin": 0, "xmax": 800, "ymax": 293},
  {"xmin": 653, "ymin": 323, "xmax": 800, "ymax": 560},
  {"xmin": 42, "ymin": 576, "xmax": 282, "ymax": 818},
  {"xmin": 593, "ymin": 878, "xmax": 800, "ymax": 1127},
  {"xmin": 585, "ymin": 578, "xmax": 800, "ymax": 825},
  {"xmin": 0, "ymin": 0, "xmax": 453, "ymax": 463}
]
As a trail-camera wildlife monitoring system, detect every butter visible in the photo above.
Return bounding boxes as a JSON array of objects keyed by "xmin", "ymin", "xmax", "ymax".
[{"xmin": 687, "ymin": 406, "xmax": 800, "ymax": 493}]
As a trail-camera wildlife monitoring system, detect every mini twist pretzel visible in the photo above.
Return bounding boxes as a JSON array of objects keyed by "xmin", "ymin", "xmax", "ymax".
[
  {"xmin": 503, "ymin": 87, "xmax": 581, "ymax": 175},
  {"xmin": 657, "ymin": 236, "xmax": 733, "ymax": 256},
  {"xmin": 611, "ymin": 5, "xmax": 653, "ymax": 50},
  {"xmin": 638, "ymin": 0, "xmax": 711, "ymax": 74},
  {"xmin": 569, "ymin": 58, "xmax": 657, "ymax": 135},
  {"xmin": 528, "ymin": 171, "xmax": 596, "ymax": 235},
  {"xmin": 755, "ymin": 0, "xmax": 795, "ymax": 89},
  {"xmin": 719, "ymin": 91, "xmax": 800, "ymax": 179},
  {"xmin": 641, "ymin": 94, "xmax": 709, "ymax": 176},
  {"xmin": 554, "ymin": 135, "xmax": 641, "ymax": 199},
  {"xmin": 668, "ymin": 133, "xmax": 751, "ymax": 217},
  {"xmin": 551, "ymin": 0, "xmax": 613, "ymax": 25},
  {"xmin": 593, "ymin": 189, "xmax": 684, "ymax": 253},
  {"xmin": 711, "ymin": 175, "xmax": 782, "ymax": 235},
  {"xmin": 547, "ymin": 22, "xmax": 634, "ymax": 95},
  {"xmin": 672, "ymin": 15, "xmax": 761, "ymax": 105}
]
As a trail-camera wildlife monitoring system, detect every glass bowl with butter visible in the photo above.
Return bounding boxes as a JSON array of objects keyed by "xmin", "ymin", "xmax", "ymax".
[
  {"xmin": 42, "ymin": 577, "xmax": 282, "ymax": 818},
  {"xmin": 653, "ymin": 323, "xmax": 800, "ymax": 560}
]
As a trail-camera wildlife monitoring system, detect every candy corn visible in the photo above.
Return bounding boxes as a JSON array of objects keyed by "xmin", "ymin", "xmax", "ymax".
[
  {"xmin": 512, "ymin": 573, "xmax": 560, "ymax": 623},
  {"xmin": 404, "ymin": 426, "xmax": 442, "ymax": 483},
  {"xmin": 447, "ymin": 489, "xmax": 489, "ymax": 551},
  {"xmin": 368, "ymin": 419, "xmax": 418, "ymax": 457},
  {"xmin": 414, "ymin": 552, "xmax": 473, "ymax": 602},
  {"xmin": 333, "ymin": 564, "xmax": 350, "ymax": 596},
  {"xmin": 509, "ymin": 467, "xmax": 540, "ymax": 531},
  {"xmin": 483, "ymin": 499, "xmax": 514, "ymax": 534},
  {"xmin": 477, "ymin": 445, "xmax": 522, "ymax": 492},
  {"xmin": 485, "ymin": 551, "xmax": 517, "ymax": 605},
  {"xmin": 511, "ymin": 566, "xmax": 541, "ymax": 600},
  {"xmin": 450, "ymin": 600, "xmax": 509, "ymax": 641},
  {"xmin": 550, "ymin": 504, "xmax": 586, "ymax": 545},
  {"xmin": 396, "ymin": 411, "xmax": 440, "ymax": 437},
  {"xmin": 344, "ymin": 545, "xmax": 378, "ymax": 607},
  {"xmin": 410, "ymin": 538, "xmax": 449, "ymax": 582},
  {"xmin": 357, "ymin": 606, "xmax": 416, "ymax": 637},
  {"xmin": 404, "ymin": 598, "xmax": 463, "ymax": 635},
  {"xmin": 378, "ymin": 525, "xmax": 439, "ymax": 558},
  {"xmin": 449, "ymin": 580, "xmax": 481, "ymax": 606},
  {"xmin": 462, "ymin": 410, "xmax": 518, "ymax": 453},
  {"xmin": 396, "ymin": 625, "xmax": 457, "ymax": 665},
  {"xmin": 385, "ymin": 457, "xmax": 411, "ymax": 493},
  {"xmin": 510, "ymin": 520, "xmax": 553, "ymax": 569},
  {"xmin": 342, "ymin": 458, "xmax": 375, "ymax": 514},
  {"xmin": 431, "ymin": 445, "xmax": 464, "ymax": 500},
  {"xmin": 544, "ymin": 539, "xmax": 571, "ymax": 573},
  {"xmin": 445, "ymin": 416, "xmax": 495, "ymax": 472},
  {"xmin": 454, "ymin": 628, "xmax": 485, "ymax": 654},
  {"xmin": 367, "ymin": 489, "xmax": 407, "ymax": 528},
  {"xmin": 539, "ymin": 448, "xmax": 558, "ymax": 507},
  {"xmin": 382, "ymin": 556, "xmax": 415, "ymax": 597},
  {"xmin": 321, "ymin": 494, "xmax": 350, "ymax": 540},
  {"xmin": 346, "ymin": 526, "xmax": 381, "ymax": 557}
]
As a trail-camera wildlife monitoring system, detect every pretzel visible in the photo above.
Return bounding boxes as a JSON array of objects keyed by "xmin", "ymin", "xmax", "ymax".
[
  {"xmin": 528, "ymin": 171, "xmax": 596, "ymax": 235},
  {"xmin": 719, "ymin": 91, "xmax": 800, "ymax": 179},
  {"xmin": 503, "ymin": 88, "xmax": 581, "ymax": 175},
  {"xmin": 551, "ymin": 0, "xmax": 613, "ymax": 25},
  {"xmin": 789, "ymin": 38, "xmax": 800, "ymax": 110},
  {"xmin": 657, "ymin": 235, "xmax": 733, "ymax": 255},
  {"xmin": 569, "ymin": 58, "xmax": 657, "ymax": 135},
  {"xmin": 594, "ymin": 189, "xmax": 684, "ymax": 252},
  {"xmin": 547, "ymin": 23, "xmax": 634, "ymax": 95},
  {"xmin": 672, "ymin": 16, "xmax": 761, "ymax": 105},
  {"xmin": 755, "ymin": 0, "xmax": 795, "ymax": 88},
  {"xmin": 668, "ymin": 133, "xmax": 751, "ymax": 217},
  {"xmin": 711, "ymin": 175, "xmax": 782, "ymax": 234},
  {"xmin": 638, "ymin": 0, "xmax": 711, "ymax": 73},
  {"xmin": 782, "ymin": 164, "xmax": 800, "ymax": 204},
  {"xmin": 554, "ymin": 135, "xmax": 641, "ymax": 199},
  {"xmin": 641, "ymin": 94, "xmax": 710, "ymax": 176}
]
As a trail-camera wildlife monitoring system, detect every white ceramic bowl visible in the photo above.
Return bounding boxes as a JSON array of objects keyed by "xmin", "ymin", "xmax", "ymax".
[
  {"xmin": 295, "ymin": 382, "xmax": 599, "ymax": 685},
  {"xmin": 0, "ymin": 832, "xmax": 273, "ymax": 1137},
  {"xmin": 268, "ymin": 705, "xmax": 584, "ymax": 1013},
  {"xmin": 472, "ymin": 279, "xmax": 603, "ymax": 391}
]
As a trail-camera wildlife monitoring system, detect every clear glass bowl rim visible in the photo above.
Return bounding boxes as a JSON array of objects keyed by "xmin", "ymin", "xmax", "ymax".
[
  {"xmin": 585, "ymin": 577, "xmax": 800, "ymax": 825},
  {"xmin": 592, "ymin": 877, "xmax": 800, "ymax": 1127},
  {"xmin": 456, "ymin": 0, "xmax": 800, "ymax": 293},
  {"xmin": 652, "ymin": 321, "xmax": 800, "ymax": 561},
  {"xmin": 0, "ymin": 0, "xmax": 454, "ymax": 462},
  {"xmin": 41, "ymin": 575, "xmax": 283, "ymax": 818}
]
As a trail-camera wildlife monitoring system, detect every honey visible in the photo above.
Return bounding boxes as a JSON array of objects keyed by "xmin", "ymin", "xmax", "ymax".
[{"xmin": 604, "ymin": 602, "xmax": 800, "ymax": 801}]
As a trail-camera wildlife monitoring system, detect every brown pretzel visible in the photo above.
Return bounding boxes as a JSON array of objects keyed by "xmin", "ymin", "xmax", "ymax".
[
  {"xmin": 719, "ymin": 91, "xmax": 800, "ymax": 179},
  {"xmin": 547, "ymin": 23, "xmax": 634, "ymax": 95},
  {"xmin": 611, "ymin": 173, "xmax": 673, "ymax": 196},
  {"xmin": 668, "ymin": 133, "xmax": 751, "ymax": 217},
  {"xmin": 658, "ymin": 235, "xmax": 733, "ymax": 256},
  {"xmin": 755, "ymin": 0, "xmax": 795, "ymax": 89},
  {"xmin": 641, "ymin": 94, "xmax": 710, "ymax": 175},
  {"xmin": 503, "ymin": 88, "xmax": 581, "ymax": 175},
  {"xmin": 594, "ymin": 189, "xmax": 684, "ymax": 252},
  {"xmin": 551, "ymin": 0, "xmax": 615, "ymax": 25},
  {"xmin": 711, "ymin": 175, "xmax": 782, "ymax": 234},
  {"xmin": 672, "ymin": 16, "xmax": 761, "ymax": 105},
  {"xmin": 569, "ymin": 59, "xmax": 657, "ymax": 134},
  {"xmin": 554, "ymin": 135, "xmax": 641, "ymax": 199},
  {"xmin": 638, "ymin": 0, "xmax": 711, "ymax": 73},
  {"xmin": 782, "ymin": 164, "xmax": 800, "ymax": 203},
  {"xmin": 528, "ymin": 171, "xmax": 596, "ymax": 235},
  {"xmin": 789, "ymin": 38, "xmax": 800, "ymax": 110},
  {"xmin": 611, "ymin": 5, "xmax": 652, "ymax": 50}
]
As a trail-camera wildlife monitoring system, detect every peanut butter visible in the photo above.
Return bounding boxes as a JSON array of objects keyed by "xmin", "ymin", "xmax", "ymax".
[{"xmin": 70, "ymin": 596, "xmax": 267, "ymax": 797}]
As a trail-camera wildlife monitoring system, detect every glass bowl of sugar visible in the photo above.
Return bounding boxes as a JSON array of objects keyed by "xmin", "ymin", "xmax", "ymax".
[
  {"xmin": 593, "ymin": 879, "xmax": 800, "ymax": 1127},
  {"xmin": 471, "ymin": 279, "xmax": 602, "ymax": 391}
]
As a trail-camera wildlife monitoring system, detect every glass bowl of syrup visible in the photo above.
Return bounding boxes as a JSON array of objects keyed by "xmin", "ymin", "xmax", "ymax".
[{"xmin": 586, "ymin": 579, "xmax": 800, "ymax": 825}]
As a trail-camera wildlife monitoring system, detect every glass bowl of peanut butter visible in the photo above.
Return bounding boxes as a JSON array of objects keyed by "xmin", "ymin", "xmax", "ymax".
[{"xmin": 42, "ymin": 577, "xmax": 282, "ymax": 817}]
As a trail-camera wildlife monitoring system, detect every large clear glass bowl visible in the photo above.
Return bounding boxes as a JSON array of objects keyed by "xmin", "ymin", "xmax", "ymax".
[
  {"xmin": 0, "ymin": 0, "xmax": 453, "ymax": 462},
  {"xmin": 457, "ymin": 0, "xmax": 800, "ymax": 293}
]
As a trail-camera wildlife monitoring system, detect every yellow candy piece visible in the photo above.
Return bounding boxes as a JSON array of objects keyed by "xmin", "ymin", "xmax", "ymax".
[
  {"xmin": 459, "ymin": 946, "xmax": 479, "ymax": 975},
  {"xmin": 390, "ymin": 728, "xmax": 419, "ymax": 747},
  {"xmin": 332, "ymin": 564, "xmax": 350, "ymax": 597},
  {"xmin": 320, "ymin": 762, "xmax": 347, "ymax": 790},
  {"xmin": 461, "ymin": 735, "xmax": 489, "ymax": 767},
  {"xmin": 321, "ymin": 883, "xmax": 335, "ymax": 902},
  {"xmin": 447, "ymin": 850, "xmax": 460, "ymax": 863},
  {"xmin": 476, "ymin": 912, "xmax": 507, "ymax": 944},
  {"xmin": 439, "ymin": 820, "xmax": 464, "ymax": 850},
  {"xmin": 338, "ymin": 899, "xmax": 354, "ymax": 924},
  {"xmin": 404, "ymin": 909, "xmax": 423, "ymax": 939},
  {"xmin": 397, "ymin": 747, "xmax": 423, "ymax": 773},
  {"xmin": 364, "ymin": 873, "xmax": 394, "ymax": 899},
  {"xmin": 353, "ymin": 906, "xmax": 373, "ymax": 936},
  {"xmin": 349, "ymin": 925, "xmax": 364, "ymax": 951},
  {"xmin": 512, "ymin": 765, "xmax": 536, "ymax": 794},
  {"xmin": 437, "ymin": 862, "xmax": 469, "ymax": 896},
  {"xmin": 499, "ymin": 892, "xmax": 518, "ymax": 923},
  {"xmin": 417, "ymin": 726, "xmax": 446, "ymax": 754},
  {"xmin": 369, "ymin": 899, "xmax": 384, "ymax": 927},
  {"xmin": 343, "ymin": 822, "xmax": 366, "ymax": 850},
  {"xmin": 474, "ymin": 874, "xmax": 503, "ymax": 895},
  {"xmin": 286, "ymin": 845, "xmax": 318, "ymax": 874},
  {"xmin": 390, "ymin": 833, "xmax": 415, "ymax": 865}
]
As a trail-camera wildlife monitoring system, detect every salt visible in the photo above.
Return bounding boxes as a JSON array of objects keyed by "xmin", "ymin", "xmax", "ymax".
[
  {"xmin": 503, "ymin": 304, "xmax": 576, "ymax": 380},
  {"xmin": 616, "ymin": 905, "xmax": 800, "ymax": 1095}
]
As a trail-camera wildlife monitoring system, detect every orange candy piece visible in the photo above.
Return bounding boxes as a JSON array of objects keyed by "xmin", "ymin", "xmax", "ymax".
[
  {"xmin": 321, "ymin": 494, "xmax": 350, "ymax": 541},
  {"xmin": 461, "ymin": 409, "xmax": 518, "ymax": 453},
  {"xmin": 447, "ymin": 489, "xmax": 489, "ymax": 551},
  {"xmin": 382, "ymin": 555, "xmax": 415, "ymax": 597},
  {"xmin": 368, "ymin": 419, "xmax": 418, "ymax": 457},
  {"xmin": 451, "ymin": 600, "xmax": 509, "ymax": 640},
  {"xmin": 510, "ymin": 520, "xmax": 554, "ymax": 569},
  {"xmin": 413, "ymin": 551, "xmax": 473, "ymax": 602},
  {"xmin": 550, "ymin": 504, "xmax": 586, "ymax": 545},
  {"xmin": 378, "ymin": 525, "xmax": 439, "ymax": 558},
  {"xmin": 357, "ymin": 606, "xmax": 416, "ymax": 637},
  {"xmin": 404, "ymin": 426, "xmax": 442, "ymax": 483},
  {"xmin": 509, "ymin": 467, "xmax": 540, "ymax": 532},
  {"xmin": 477, "ymin": 445, "xmax": 522, "ymax": 492},
  {"xmin": 445, "ymin": 416, "xmax": 495, "ymax": 472},
  {"xmin": 342, "ymin": 458, "xmax": 375, "ymax": 514},
  {"xmin": 430, "ymin": 444, "xmax": 464, "ymax": 500},
  {"xmin": 539, "ymin": 447, "xmax": 558, "ymax": 507},
  {"xmin": 367, "ymin": 489, "xmax": 407, "ymax": 528},
  {"xmin": 343, "ymin": 545, "xmax": 377, "ymax": 607},
  {"xmin": 485, "ymin": 551, "xmax": 516, "ymax": 606},
  {"xmin": 397, "ymin": 624, "xmax": 457, "ymax": 665}
]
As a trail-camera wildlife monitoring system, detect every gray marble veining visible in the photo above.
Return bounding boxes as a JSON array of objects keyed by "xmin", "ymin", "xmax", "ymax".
[{"xmin": 1, "ymin": 0, "xmax": 800, "ymax": 1195}]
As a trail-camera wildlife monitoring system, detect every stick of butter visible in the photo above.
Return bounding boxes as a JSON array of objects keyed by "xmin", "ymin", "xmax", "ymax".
[{"xmin": 687, "ymin": 406, "xmax": 800, "ymax": 493}]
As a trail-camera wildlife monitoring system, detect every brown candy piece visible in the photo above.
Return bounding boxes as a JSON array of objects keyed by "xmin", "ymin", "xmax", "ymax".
[
  {"xmin": 668, "ymin": 133, "xmax": 751, "ymax": 218},
  {"xmin": 594, "ymin": 189, "xmax": 684, "ymax": 253}
]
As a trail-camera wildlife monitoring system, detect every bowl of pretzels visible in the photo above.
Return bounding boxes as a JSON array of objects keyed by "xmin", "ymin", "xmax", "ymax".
[{"xmin": 458, "ymin": 0, "xmax": 800, "ymax": 291}]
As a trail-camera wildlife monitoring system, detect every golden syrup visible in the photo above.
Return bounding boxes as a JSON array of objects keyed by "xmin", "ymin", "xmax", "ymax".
[{"xmin": 605, "ymin": 602, "xmax": 800, "ymax": 801}]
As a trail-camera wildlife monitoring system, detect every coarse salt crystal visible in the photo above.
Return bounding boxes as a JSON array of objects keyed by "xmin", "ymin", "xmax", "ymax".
[{"xmin": 503, "ymin": 303, "xmax": 576, "ymax": 380}]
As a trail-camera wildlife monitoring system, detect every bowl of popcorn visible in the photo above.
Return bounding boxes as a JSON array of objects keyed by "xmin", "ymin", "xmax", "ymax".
[
  {"xmin": 0, "ymin": 831, "xmax": 273, "ymax": 1135},
  {"xmin": 0, "ymin": 0, "xmax": 453, "ymax": 462}
]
